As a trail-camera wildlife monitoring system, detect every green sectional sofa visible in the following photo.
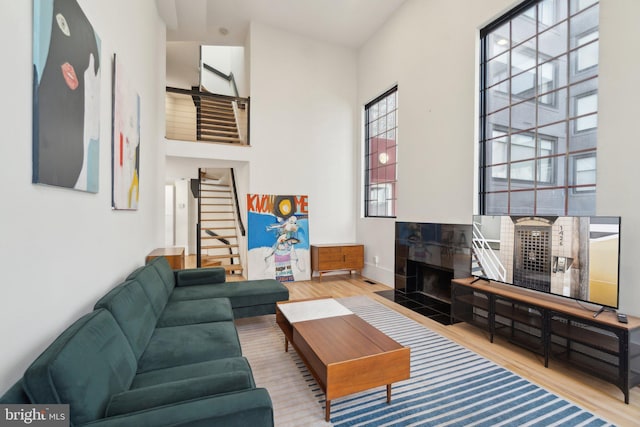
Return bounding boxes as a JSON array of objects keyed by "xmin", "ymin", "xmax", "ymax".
[{"xmin": 0, "ymin": 256, "xmax": 289, "ymax": 426}]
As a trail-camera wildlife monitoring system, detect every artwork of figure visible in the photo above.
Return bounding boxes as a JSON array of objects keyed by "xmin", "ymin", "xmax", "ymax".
[
  {"xmin": 33, "ymin": 0, "xmax": 101, "ymax": 192},
  {"xmin": 247, "ymin": 194, "xmax": 310, "ymax": 282}
]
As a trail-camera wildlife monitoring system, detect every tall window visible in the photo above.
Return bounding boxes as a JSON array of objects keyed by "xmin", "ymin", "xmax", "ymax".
[
  {"xmin": 479, "ymin": 0, "xmax": 599, "ymax": 215},
  {"xmin": 365, "ymin": 86, "xmax": 397, "ymax": 217}
]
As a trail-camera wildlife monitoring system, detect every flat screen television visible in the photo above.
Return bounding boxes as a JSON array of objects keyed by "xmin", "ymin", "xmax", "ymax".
[{"xmin": 471, "ymin": 215, "xmax": 621, "ymax": 310}]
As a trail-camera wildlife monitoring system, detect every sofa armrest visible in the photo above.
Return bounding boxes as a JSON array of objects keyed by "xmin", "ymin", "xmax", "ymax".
[
  {"xmin": 0, "ymin": 379, "xmax": 31, "ymax": 404},
  {"xmin": 174, "ymin": 267, "xmax": 226, "ymax": 287},
  {"xmin": 81, "ymin": 388, "xmax": 273, "ymax": 427}
]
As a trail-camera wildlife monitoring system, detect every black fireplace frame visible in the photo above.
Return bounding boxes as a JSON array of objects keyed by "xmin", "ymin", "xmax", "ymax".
[{"xmin": 387, "ymin": 221, "xmax": 472, "ymax": 324}]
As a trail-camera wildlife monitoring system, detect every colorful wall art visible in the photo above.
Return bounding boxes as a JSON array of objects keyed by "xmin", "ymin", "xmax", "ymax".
[
  {"xmin": 33, "ymin": 0, "xmax": 101, "ymax": 192},
  {"xmin": 112, "ymin": 54, "xmax": 140, "ymax": 210},
  {"xmin": 247, "ymin": 194, "xmax": 310, "ymax": 282}
]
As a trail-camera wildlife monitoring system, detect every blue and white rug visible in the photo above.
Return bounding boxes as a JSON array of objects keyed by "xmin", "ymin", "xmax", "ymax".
[{"xmin": 236, "ymin": 296, "xmax": 614, "ymax": 427}]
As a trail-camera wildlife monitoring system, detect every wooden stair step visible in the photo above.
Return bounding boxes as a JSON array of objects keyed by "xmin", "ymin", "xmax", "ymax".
[
  {"xmin": 200, "ymin": 99, "xmax": 234, "ymax": 107},
  {"xmin": 201, "ymin": 243, "xmax": 239, "ymax": 249},
  {"xmin": 201, "ymin": 254, "xmax": 241, "ymax": 260},
  {"xmin": 200, "ymin": 110, "xmax": 235, "ymax": 118},
  {"xmin": 202, "ymin": 226, "xmax": 236, "ymax": 230},
  {"xmin": 200, "ymin": 124, "xmax": 237, "ymax": 132},
  {"xmin": 202, "ymin": 234, "xmax": 237, "ymax": 239},
  {"xmin": 199, "ymin": 117, "xmax": 236, "ymax": 126},
  {"xmin": 200, "ymin": 129, "xmax": 239, "ymax": 137},
  {"xmin": 201, "ymin": 258, "xmax": 222, "ymax": 267},
  {"xmin": 199, "ymin": 117, "xmax": 236, "ymax": 125},
  {"xmin": 200, "ymin": 135, "xmax": 242, "ymax": 143},
  {"xmin": 222, "ymin": 264, "xmax": 244, "ymax": 274},
  {"xmin": 200, "ymin": 98, "xmax": 234, "ymax": 106}
]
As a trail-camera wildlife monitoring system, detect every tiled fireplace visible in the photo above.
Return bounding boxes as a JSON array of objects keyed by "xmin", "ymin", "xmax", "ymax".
[{"xmin": 381, "ymin": 222, "xmax": 472, "ymax": 325}]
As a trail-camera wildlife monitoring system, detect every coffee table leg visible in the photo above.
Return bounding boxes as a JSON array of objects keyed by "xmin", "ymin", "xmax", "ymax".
[
  {"xmin": 285, "ymin": 338, "xmax": 289, "ymax": 352},
  {"xmin": 325, "ymin": 399, "xmax": 331, "ymax": 421},
  {"xmin": 387, "ymin": 384, "xmax": 391, "ymax": 403}
]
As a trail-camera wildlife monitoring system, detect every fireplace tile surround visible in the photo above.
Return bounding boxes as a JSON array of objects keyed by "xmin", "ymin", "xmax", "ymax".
[{"xmin": 383, "ymin": 222, "xmax": 472, "ymax": 325}]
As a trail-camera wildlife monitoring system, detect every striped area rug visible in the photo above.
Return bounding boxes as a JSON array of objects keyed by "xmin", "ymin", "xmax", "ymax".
[{"xmin": 235, "ymin": 296, "xmax": 614, "ymax": 427}]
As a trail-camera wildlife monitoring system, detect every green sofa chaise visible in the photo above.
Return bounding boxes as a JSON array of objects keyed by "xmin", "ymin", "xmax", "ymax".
[{"xmin": 0, "ymin": 256, "xmax": 289, "ymax": 426}]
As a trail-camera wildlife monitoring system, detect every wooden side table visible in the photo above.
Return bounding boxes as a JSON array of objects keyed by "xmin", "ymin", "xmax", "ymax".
[
  {"xmin": 146, "ymin": 247, "xmax": 185, "ymax": 270},
  {"xmin": 311, "ymin": 244, "xmax": 364, "ymax": 278}
]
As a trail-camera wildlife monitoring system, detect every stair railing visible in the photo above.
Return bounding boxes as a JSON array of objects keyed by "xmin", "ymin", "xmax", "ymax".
[
  {"xmin": 472, "ymin": 221, "xmax": 507, "ymax": 282},
  {"xmin": 165, "ymin": 86, "xmax": 250, "ymax": 145},
  {"xmin": 202, "ymin": 63, "xmax": 239, "ymax": 98},
  {"xmin": 230, "ymin": 168, "xmax": 245, "ymax": 237},
  {"xmin": 195, "ymin": 169, "xmax": 202, "ymax": 268}
]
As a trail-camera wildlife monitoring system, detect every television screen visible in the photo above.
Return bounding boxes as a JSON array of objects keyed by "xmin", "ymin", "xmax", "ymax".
[{"xmin": 471, "ymin": 215, "xmax": 621, "ymax": 309}]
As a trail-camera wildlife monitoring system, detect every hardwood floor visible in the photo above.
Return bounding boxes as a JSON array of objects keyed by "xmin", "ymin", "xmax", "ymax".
[{"xmin": 279, "ymin": 274, "xmax": 640, "ymax": 427}]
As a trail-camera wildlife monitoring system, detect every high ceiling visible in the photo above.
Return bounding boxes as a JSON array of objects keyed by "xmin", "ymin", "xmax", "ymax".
[{"xmin": 156, "ymin": 0, "xmax": 407, "ymax": 48}]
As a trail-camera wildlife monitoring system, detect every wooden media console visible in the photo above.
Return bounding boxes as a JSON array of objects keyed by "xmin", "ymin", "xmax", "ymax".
[{"xmin": 451, "ymin": 277, "xmax": 640, "ymax": 404}]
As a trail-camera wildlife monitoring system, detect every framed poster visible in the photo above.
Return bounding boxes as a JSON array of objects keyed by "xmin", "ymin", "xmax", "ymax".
[
  {"xmin": 112, "ymin": 54, "xmax": 140, "ymax": 210},
  {"xmin": 32, "ymin": 0, "xmax": 101, "ymax": 192},
  {"xmin": 247, "ymin": 194, "xmax": 310, "ymax": 282}
]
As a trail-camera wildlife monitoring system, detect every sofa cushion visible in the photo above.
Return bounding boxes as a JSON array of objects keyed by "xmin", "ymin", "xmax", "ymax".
[
  {"xmin": 130, "ymin": 357, "xmax": 255, "ymax": 389},
  {"xmin": 106, "ymin": 370, "xmax": 255, "ymax": 417},
  {"xmin": 22, "ymin": 309, "xmax": 137, "ymax": 426},
  {"xmin": 94, "ymin": 279, "xmax": 157, "ymax": 359},
  {"xmin": 84, "ymin": 389, "xmax": 274, "ymax": 427},
  {"xmin": 170, "ymin": 279, "xmax": 289, "ymax": 309},
  {"xmin": 137, "ymin": 321, "xmax": 242, "ymax": 373},
  {"xmin": 147, "ymin": 255, "xmax": 176, "ymax": 293},
  {"xmin": 157, "ymin": 298, "xmax": 234, "ymax": 327},
  {"xmin": 127, "ymin": 264, "xmax": 170, "ymax": 316},
  {"xmin": 175, "ymin": 267, "xmax": 226, "ymax": 286}
]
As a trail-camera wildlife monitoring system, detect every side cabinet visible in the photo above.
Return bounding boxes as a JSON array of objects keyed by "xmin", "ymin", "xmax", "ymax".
[
  {"xmin": 451, "ymin": 277, "xmax": 640, "ymax": 404},
  {"xmin": 311, "ymin": 244, "xmax": 364, "ymax": 278}
]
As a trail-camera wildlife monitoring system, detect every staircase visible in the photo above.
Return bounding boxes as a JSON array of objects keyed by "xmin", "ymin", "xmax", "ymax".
[
  {"xmin": 197, "ymin": 96, "xmax": 242, "ymax": 144},
  {"xmin": 198, "ymin": 173, "xmax": 243, "ymax": 276}
]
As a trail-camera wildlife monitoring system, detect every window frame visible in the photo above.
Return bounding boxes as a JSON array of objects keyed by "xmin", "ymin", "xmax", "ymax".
[
  {"xmin": 479, "ymin": 0, "xmax": 599, "ymax": 216},
  {"xmin": 364, "ymin": 85, "xmax": 398, "ymax": 218}
]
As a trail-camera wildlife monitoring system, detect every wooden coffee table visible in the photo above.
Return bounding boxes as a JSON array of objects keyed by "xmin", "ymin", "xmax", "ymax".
[{"xmin": 276, "ymin": 298, "xmax": 410, "ymax": 421}]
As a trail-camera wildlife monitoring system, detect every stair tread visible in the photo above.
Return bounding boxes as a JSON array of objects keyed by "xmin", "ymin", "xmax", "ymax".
[
  {"xmin": 200, "ymin": 136, "xmax": 242, "ymax": 143},
  {"xmin": 200, "ymin": 254, "xmax": 241, "ymax": 260},
  {"xmin": 199, "ymin": 117, "xmax": 236, "ymax": 125},
  {"xmin": 201, "ymin": 227, "xmax": 236, "ymax": 230}
]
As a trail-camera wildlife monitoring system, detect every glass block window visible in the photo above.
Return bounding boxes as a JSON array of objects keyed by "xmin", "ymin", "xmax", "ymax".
[
  {"xmin": 479, "ymin": 0, "xmax": 599, "ymax": 215},
  {"xmin": 365, "ymin": 86, "xmax": 397, "ymax": 217}
]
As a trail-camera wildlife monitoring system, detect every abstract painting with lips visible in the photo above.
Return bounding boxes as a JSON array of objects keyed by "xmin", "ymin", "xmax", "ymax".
[{"xmin": 33, "ymin": 0, "xmax": 101, "ymax": 192}]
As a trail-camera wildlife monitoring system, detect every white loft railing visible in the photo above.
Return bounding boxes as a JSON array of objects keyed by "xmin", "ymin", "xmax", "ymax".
[{"xmin": 472, "ymin": 222, "xmax": 507, "ymax": 282}]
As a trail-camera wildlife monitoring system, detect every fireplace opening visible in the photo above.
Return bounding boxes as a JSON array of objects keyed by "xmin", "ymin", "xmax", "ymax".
[{"xmin": 418, "ymin": 263, "xmax": 455, "ymax": 303}]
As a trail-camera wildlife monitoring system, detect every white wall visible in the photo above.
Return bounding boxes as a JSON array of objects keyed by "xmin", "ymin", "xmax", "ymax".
[
  {"xmin": 0, "ymin": 0, "xmax": 166, "ymax": 393},
  {"xmin": 597, "ymin": 0, "xmax": 640, "ymax": 316},
  {"xmin": 201, "ymin": 46, "xmax": 247, "ymax": 96},
  {"xmin": 166, "ymin": 41, "xmax": 201, "ymax": 89},
  {"xmin": 356, "ymin": 0, "xmax": 640, "ymax": 317},
  {"xmin": 249, "ymin": 22, "xmax": 358, "ymax": 244}
]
